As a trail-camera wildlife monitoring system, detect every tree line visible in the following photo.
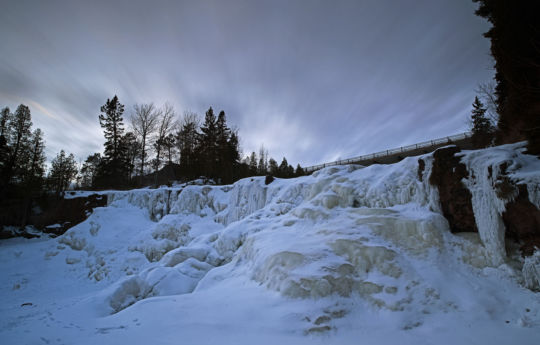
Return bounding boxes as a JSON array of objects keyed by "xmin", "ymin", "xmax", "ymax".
[
  {"xmin": 0, "ymin": 105, "xmax": 78, "ymax": 199},
  {"xmin": 81, "ymin": 95, "xmax": 306, "ymax": 189},
  {"xmin": 0, "ymin": 96, "xmax": 306, "ymax": 199}
]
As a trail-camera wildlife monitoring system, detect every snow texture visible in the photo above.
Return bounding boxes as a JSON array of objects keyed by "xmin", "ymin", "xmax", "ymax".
[{"xmin": 1, "ymin": 144, "xmax": 539, "ymax": 344}]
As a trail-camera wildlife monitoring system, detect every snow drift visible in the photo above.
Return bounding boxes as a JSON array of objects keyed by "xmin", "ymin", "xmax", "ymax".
[{"xmin": 1, "ymin": 143, "xmax": 539, "ymax": 344}]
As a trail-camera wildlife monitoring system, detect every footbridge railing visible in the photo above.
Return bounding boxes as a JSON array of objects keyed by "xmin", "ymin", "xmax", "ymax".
[{"xmin": 304, "ymin": 132, "xmax": 472, "ymax": 173}]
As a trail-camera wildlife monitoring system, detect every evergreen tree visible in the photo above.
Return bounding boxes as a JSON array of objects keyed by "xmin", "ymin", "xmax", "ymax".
[
  {"xmin": 268, "ymin": 158, "xmax": 278, "ymax": 176},
  {"xmin": 4, "ymin": 104, "xmax": 32, "ymax": 185},
  {"xmin": 80, "ymin": 153, "xmax": 102, "ymax": 189},
  {"xmin": 295, "ymin": 164, "xmax": 305, "ymax": 176},
  {"xmin": 197, "ymin": 107, "xmax": 218, "ymax": 178},
  {"xmin": 48, "ymin": 150, "xmax": 78, "ymax": 197},
  {"xmin": 177, "ymin": 116, "xmax": 199, "ymax": 178},
  {"xmin": 225, "ymin": 131, "xmax": 241, "ymax": 182},
  {"xmin": 0, "ymin": 107, "xmax": 11, "ymax": 178},
  {"xmin": 257, "ymin": 145, "xmax": 268, "ymax": 175},
  {"xmin": 162, "ymin": 133, "xmax": 176, "ymax": 166},
  {"xmin": 22, "ymin": 128, "xmax": 46, "ymax": 191},
  {"xmin": 473, "ymin": 0, "xmax": 540, "ymax": 154},
  {"xmin": 248, "ymin": 151, "xmax": 258, "ymax": 175},
  {"xmin": 98, "ymin": 96, "xmax": 127, "ymax": 187},
  {"xmin": 121, "ymin": 132, "xmax": 140, "ymax": 183},
  {"xmin": 470, "ymin": 96, "xmax": 494, "ymax": 148},
  {"xmin": 278, "ymin": 157, "xmax": 290, "ymax": 177},
  {"xmin": 215, "ymin": 110, "xmax": 230, "ymax": 176}
]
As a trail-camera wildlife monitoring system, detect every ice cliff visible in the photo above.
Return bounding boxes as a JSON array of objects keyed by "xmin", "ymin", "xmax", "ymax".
[
  {"xmin": 2, "ymin": 143, "xmax": 540, "ymax": 343},
  {"xmin": 47, "ymin": 143, "xmax": 538, "ymax": 318}
]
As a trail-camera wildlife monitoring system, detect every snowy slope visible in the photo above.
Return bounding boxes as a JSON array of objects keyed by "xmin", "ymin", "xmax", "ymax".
[{"xmin": 1, "ymin": 143, "xmax": 539, "ymax": 344}]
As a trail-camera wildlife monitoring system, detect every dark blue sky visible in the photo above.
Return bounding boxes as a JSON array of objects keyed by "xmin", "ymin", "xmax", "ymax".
[{"xmin": 0, "ymin": 0, "xmax": 493, "ymax": 166}]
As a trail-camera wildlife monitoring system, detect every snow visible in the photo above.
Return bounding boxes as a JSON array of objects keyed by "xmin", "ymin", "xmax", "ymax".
[{"xmin": 1, "ymin": 144, "xmax": 540, "ymax": 344}]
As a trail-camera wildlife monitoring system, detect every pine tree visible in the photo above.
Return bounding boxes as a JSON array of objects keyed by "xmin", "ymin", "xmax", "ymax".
[
  {"xmin": 257, "ymin": 145, "xmax": 268, "ymax": 175},
  {"xmin": 48, "ymin": 150, "xmax": 78, "ymax": 197},
  {"xmin": 278, "ymin": 157, "xmax": 289, "ymax": 177},
  {"xmin": 295, "ymin": 164, "xmax": 305, "ymax": 176},
  {"xmin": 98, "ymin": 96, "xmax": 127, "ymax": 187},
  {"xmin": 268, "ymin": 158, "xmax": 278, "ymax": 176},
  {"xmin": 248, "ymin": 151, "xmax": 258, "ymax": 175},
  {"xmin": 22, "ymin": 128, "xmax": 46, "ymax": 191},
  {"xmin": 470, "ymin": 96, "xmax": 494, "ymax": 148},
  {"xmin": 162, "ymin": 133, "xmax": 176, "ymax": 166},
  {"xmin": 121, "ymin": 132, "xmax": 140, "ymax": 183},
  {"xmin": 225, "ymin": 131, "xmax": 241, "ymax": 182},
  {"xmin": 0, "ymin": 107, "xmax": 12, "ymax": 178},
  {"xmin": 177, "ymin": 117, "xmax": 199, "ymax": 178},
  {"xmin": 80, "ymin": 153, "xmax": 102, "ymax": 189},
  {"xmin": 197, "ymin": 107, "xmax": 218, "ymax": 179},
  {"xmin": 4, "ymin": 104, "xmax": 33, "ymax": 185}
]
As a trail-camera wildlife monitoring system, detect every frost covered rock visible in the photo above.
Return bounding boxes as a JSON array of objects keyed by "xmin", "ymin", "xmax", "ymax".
[{"xmin": 523, "ymin": 250, "xmax": 540, "ymax": 290}]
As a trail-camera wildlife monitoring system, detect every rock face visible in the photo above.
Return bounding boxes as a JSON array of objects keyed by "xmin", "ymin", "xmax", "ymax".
[
  {"xmin": 429, "ymin": 144, "xmax": 540, "ymax": 261},
  {"xmin": 34, "ymin": 194, "xmax": 108, "ymax": 236},
  {"xmin": 503, "ymin": 184, "xmax": 540, "ymax": 256},
  {"xmin": 0, "ymin": 194, "xmax": 107, "ymax": 238},
  {"xmin": 428, "ymin": 146, "xmax": 477, "ymax": 233}
]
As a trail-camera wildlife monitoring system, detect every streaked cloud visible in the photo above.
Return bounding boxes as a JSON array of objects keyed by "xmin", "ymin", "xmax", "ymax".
[{"xmin": 0, "ymin": 0, "xmax": 493, "ymax": 166}]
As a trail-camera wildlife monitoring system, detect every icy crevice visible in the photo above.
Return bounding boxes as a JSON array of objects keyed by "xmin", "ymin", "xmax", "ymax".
[
  {"xmin": 460, "ymin": 143, "xmax": 540, "ymax": 266},
  {"xmin": 523, "ymin": 250, "xmax": 540, "ymax": 290}
]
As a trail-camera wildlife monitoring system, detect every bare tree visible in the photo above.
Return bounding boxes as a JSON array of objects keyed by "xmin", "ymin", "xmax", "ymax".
[
  {"xmin": 131, "ymin": 103, "xmax": 159, "ymax": 179},
  {"xmin": 153, "ymin": 103, "xmax": 176, "ymax": 173},
  {"xmin": 476, "ymin": 82, "xmax": 498, "ymax": 125}
]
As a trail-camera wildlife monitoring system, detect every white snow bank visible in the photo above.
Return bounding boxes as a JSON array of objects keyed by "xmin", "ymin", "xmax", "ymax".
[
  {"xmin": 1, "ymin": 144, "xmax": 540, "ymax": 344},
  {"xmin": 460, "ymin": 142, "xmax": 540, "ymax": 265}
]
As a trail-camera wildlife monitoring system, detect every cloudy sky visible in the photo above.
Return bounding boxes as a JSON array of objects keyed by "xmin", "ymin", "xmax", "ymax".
[{"xmin": 0, "ymin": 0, "xmax": 492, "ymax": 167}]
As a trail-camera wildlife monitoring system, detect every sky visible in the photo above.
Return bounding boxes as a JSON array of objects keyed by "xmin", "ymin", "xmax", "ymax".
[{"xmin": 0, "ymin": 0, "xmax": 493, "ymax": 167}]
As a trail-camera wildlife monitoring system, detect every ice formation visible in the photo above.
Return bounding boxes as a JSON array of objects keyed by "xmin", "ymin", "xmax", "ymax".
[{"xmin": 1, "ymin": 143, "xmax": 540, "ymax": 344}]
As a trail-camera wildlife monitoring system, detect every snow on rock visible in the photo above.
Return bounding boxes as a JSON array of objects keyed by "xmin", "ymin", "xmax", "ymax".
[
  {"xmin": 523, "ymin": 250, "xmax": 540, "ymax": 290},
  {"xmin": 460, "ymin": 142, "xmax": 540, "ymax": 265},
  {"xmin": 1, "ymin": 144, "xmax": 540, "ymax": 344}
]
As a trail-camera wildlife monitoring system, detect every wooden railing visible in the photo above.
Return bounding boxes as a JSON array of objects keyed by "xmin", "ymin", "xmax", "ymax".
[{"xmin": 304, "ymin": 132, "xmax": 472, "ymax": 173}]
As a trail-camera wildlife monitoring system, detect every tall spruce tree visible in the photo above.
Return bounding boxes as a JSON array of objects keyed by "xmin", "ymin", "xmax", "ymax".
[
  {"xmin": 177, "ymin": 117, "xmax": 199, "ymax": 178},
  {"xmin": 98, "ymin": 95, "xmax": 127, "ymax": 187},
  {"xmin": 473, "ymin": 0, "xmax": 540, "ymax": 154},
  {"xmin": 5, "ymin": 104, "xmax": 33, "ymax": 185},
  {"xmin": 470, "ymin": 96, "xmax": 494, "ymax": 148},
  {"xmin": 225, "ymin": 131, "xmax": 241, "ymax": 182},
  {"xmin": 268, "ymin": 158, "xmax": 278, "ymax": 176},
  {"xmin": 48, "ymin": 150, "xmax": 78, "ymax": 197},
  {"xmin": 197, "ymin": 107, "xmax": 218, "ymax": 179},
  {"xmin": 0, "ymin": 107, "xmax": 11, "ymax": 179},
  {"xmin": 121, "ymin": 131, "xmax": 140, "ymax": 183},
  {"xmin": 248, "ymin": 151, "xmax": 258, "ymax": 175},
  {"xmin": 80, "ymin": 153, "xmax": 102, "ymax": 189},
  {"xmin": 22, "ymin": 128, "xmax": 46, "ymax": 191}
]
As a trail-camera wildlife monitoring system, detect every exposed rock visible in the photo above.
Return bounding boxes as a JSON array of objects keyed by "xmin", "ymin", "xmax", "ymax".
[
  {"xmin": 417, "ymin": 158, "xmax": 425, "ymax": 182},
  {"xmin": 429, "ymin": 146, "xmax": 477, "ymax": 233},
  {"xmin": 265, "ymin": 175, "xmax": 275, "ymax": 185},
  {"xmin": 503, "ymin": 184, "xmax": 540, "ymax": 256},
  {"xmin": 0, "ymin": 194, "xmax": 107, "ymax": 239}
]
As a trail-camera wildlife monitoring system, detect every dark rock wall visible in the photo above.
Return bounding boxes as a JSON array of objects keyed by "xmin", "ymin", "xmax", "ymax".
[
  {"xmin": 503, "ymin": 185, "xmax": 540, "ymax": 256},
  {"xmin": 0, "ymin": 194, "xmax": 107, "ymax": 239},
  {"xmin": 429, "ymin": 146, "xmax": 540, "ymax": 257},
  {"xmin": 428, "ymin": 146, "xmax": 478, "ymax": 233}
]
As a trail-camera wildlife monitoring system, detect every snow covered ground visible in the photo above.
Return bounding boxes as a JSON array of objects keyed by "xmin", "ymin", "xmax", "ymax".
[{"xmin": 1, "ymin": 144, "xmax": 539, "ymax": 344}]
